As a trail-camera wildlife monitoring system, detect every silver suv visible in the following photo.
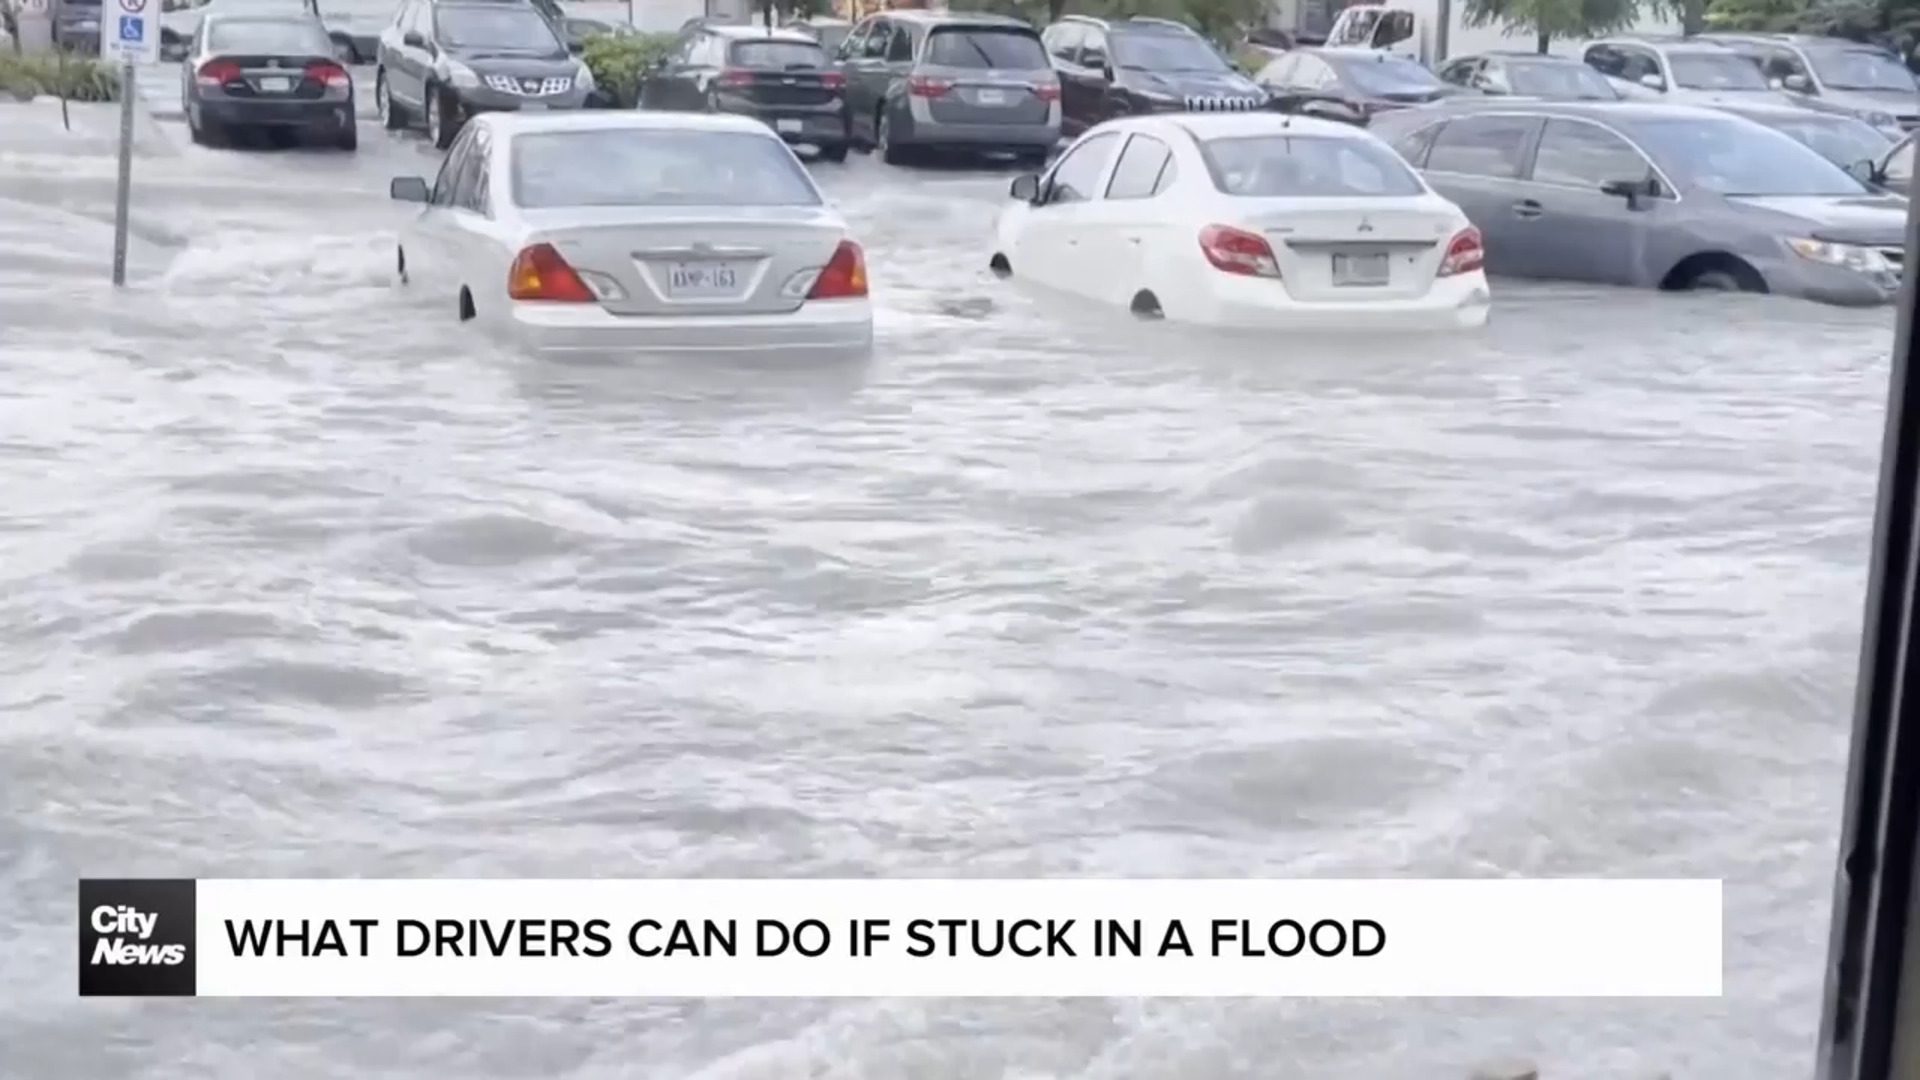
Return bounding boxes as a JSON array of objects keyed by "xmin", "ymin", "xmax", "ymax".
[
  {"xmin": 1581, "ymin": 36, "xmax": 1804, "ymax": 108},
  {"xmin": 836, "ymin": 9, "xmax": 1060, "ymax": 168}
]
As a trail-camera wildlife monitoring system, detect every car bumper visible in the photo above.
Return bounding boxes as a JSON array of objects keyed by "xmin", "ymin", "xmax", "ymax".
[
  {"xmin": 1760, "ymin": 254, "xmax": 1901, "ymax": 307},
  {"xmin": 506, "ymin": 299, "xmax": 875, "ymax": 357},
  {"xmin": 196, "ymin": 97, "xmax": 354, "ymax": 128},
  {"xmin": 715, "ymin": 102, "xmax": 848, "ymax": 145},
  {"xmin": 454, "ymin": 86, "xmax": 592, "ymax": 117},
  {"xmin": 893, "ymin": 110, "xmax": 1058, "ymax": 150},
  {"xmin": 1192, "ymin": 271, "xmax": 1492, "ymax": 330}
]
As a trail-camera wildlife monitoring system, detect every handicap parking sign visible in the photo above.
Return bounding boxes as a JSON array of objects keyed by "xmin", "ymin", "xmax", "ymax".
[{"xmin": 117, "ymin": 14, "xmax": 142, "ymax": 41}]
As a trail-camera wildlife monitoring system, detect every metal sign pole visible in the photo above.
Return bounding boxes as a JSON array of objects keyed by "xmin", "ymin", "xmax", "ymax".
[{"xmin": 110, "ymin": 55, "xmax": 135, "ymax": 286}]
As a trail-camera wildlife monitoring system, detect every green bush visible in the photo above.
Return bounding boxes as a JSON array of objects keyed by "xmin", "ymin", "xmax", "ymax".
[
  {"xmin": 580, "ymin": 31, "xmax": 677, "ymax": 108},
  {"xmin": 0, "ymin": 51, "xmax": 121, "ymax": 102}
]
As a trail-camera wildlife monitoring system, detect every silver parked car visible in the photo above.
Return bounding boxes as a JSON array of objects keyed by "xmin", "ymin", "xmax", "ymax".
[
  {"xmin": 1581, "ymin": 36, "xmax": 1807, "ymax": 108},
  {"xmin": 1368, "ymin": 99, "xmax": 1907, "ymax": 306},
  {"xmin": 1699, "ymin": 33, "xmax": 1919, "ymax": 133},
  {"xmin": 387, "ymin": 111, "xmax": 874, "ymax": 358},
  {"xmin": 836, "ymin": 9, "xmax": 1060, "ymax": 168}
]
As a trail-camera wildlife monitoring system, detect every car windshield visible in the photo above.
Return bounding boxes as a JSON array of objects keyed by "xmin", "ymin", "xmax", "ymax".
[
  {"xmin": 511, "ymin": 129, "xmax": 822, "ymax": 209},
  {"xmin": 729, "ymin": 40, "xmax": 828, "ymax": 68},
  {"xmin": 208, "ymin": 16, "xmax": 330, "ymax": 53},
  {"xmin": 1668, "ymin": 51, "xmax": 1771, "ymax": 90},
  {"xmin": 1506, "ymin": 59, "xmax": 1619, "ymax": 99},
  {"xmin": 925, "ymin": 27, "xmax": 1048, "ymax": 69},
  {"xmin": 1111, "ymin": 30, "xmax": 1230, "ymax": 73},
  {"xmin": 1199, "ymin": 134, "xmax": 1427, "ymax": 197},
  {"xmin": 1329, "ymin": 55, "xmax": 1441, "ymax": 96},
  {"xmin": 434, "ymin": 6, "xmax": 561, "ymax": 53},
  {"xmin": 1757, "ymin": 113, "xmax": 1895, "ymax": 169},
  {"xmin": 1629, "ymin": 114, "xmax": 1873, "ymax": 195},
  {"xmin": 1806, "ymin": 46, "xmax": 1917, "ymax": 92}
]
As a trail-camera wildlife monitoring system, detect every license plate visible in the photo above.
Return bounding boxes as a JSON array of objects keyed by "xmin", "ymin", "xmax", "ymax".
[
  {"xmin": 665, "ymin": 261, "xmax": 745, "ymax": 298},
  {"xmin": 1332, "ymin": 252, "xmax": 1390, "ymax": 286},
  {"xmin": 975, "ymin": 88, "xmax": 1007, "ymax": 105},
  {"xmin": 258, "ymin": 76, "xmax": 291, "ymax": 92},
  {"xmin": 521, "ymin": 101, "xmax": 548, "ymax": 110},
  {"xmin": 776, "ymin": 119, "xmax": 803, "ymax": 133}
]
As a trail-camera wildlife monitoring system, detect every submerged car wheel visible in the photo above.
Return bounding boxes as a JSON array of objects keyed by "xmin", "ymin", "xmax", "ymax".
[
  {"xmin": 376, "ymin": 71, "xmax": 405, "ymax": 130},
  {"xmin": 1671, "ymin": 255, "xmax": 1766, "ymax": 295},
  {"xmin": 427, "ymin": 86, "xmax": 458, "ymax": 151},
  {"xmin": 878, "ymin": 108, "xmax": 910, "ymax": 166}
]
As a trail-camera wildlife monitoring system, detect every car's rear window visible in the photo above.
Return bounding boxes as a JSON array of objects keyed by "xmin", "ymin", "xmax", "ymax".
[
  {"xmin": 729, "ymin": 39, "xmax": 828, "ymax": 68},
  {"xmin": 1198, "ymin": 134, "xmax": 1427, "ymax": 197},
  {"xmin": 924, "ymin": 27, "xmax": 1047, "ymax": 69},
  {"xmin": 510, "ymin": 129, "xmax": 823, "ymax": 209},
  {"xmin": 208, "ymin": 17, "xmax": 331, "ymax": 54}
]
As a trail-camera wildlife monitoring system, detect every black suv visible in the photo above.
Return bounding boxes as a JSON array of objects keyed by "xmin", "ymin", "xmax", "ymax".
[
  {"xmin": 1039, "ymin": 15, "xmax": 1267, "ymax": 137},
  {"xmin": 374, "ymin": 0, "xmax": 595, "ymax": 149},
  {"xmin": 638, "ymin": 23, "xmax": 851, "ymax": 161}
]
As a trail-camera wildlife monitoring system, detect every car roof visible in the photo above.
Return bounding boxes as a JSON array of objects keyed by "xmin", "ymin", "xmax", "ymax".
[
  {"xmin": 1593, "ymin": 36, "xmax": 1742, "ymax": 54},
  {"xmin": 1472, "ymin": 50, "xmax": 1588, "ymax": 61},
  {"xmin": 709, "ymin": 24, "xmax": 816, "ymax": 42},
  {"xmin": 1305, "ymin": 46, "xmax": 1422, "ymax": 59},
  {"xmin": 1059, "ymin": 14, "xmax": 1196, "ymax": 31},
  {"xmin": 1715, "ymin": 101, "xmax": 1868, "ymax": 121},
  {"xmin": 1094, "ymin": 111, "xmax": 1374, "ymax": 142},
  {"xmin": 479, "ymin": 111, "xmax": 785, "ymax": 137},
  {"xmin": 882, "ymin": 8, "xmax": 1028, "ymax": 25},
  {"xmin": 1393, "ymin": 98, "xmax": 1743, "ymax": 122}
]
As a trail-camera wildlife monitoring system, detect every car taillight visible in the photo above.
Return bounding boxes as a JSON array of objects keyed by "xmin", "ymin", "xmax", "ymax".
[
  {"xmin": 507, "ymin": 243, "xmax": 596, "ymax": 303},
  {"xmin": 1437, "ymin": 226, "xmax": 1484, "ymax": 277},
  {"xmin": 717, "ymin": 68, "xmax": 754, "ymax": 87},
  {"xmin": 196, "ymin": 59, "xmax": 241, "ymax": 85},
  {"xmin": 1198, "ymin": 224, "xmax": 1280, "ymax": 278},
  {"xmin": 1031, "ymin": 81, "xmax": 1061, "ymax": 102},
  {"xmin": 820, "ymin": 70, "xmax": 845, "ymax": 89},
  {"xmin": 807, "ymin": 240, "xmax": 868, "ymax": 300},
  {"xmin": 907, "ymin": 74, "xmax": 952, "ymax": 97},
  {"xmin": 305, "ymin": 60, "xmax": 350, "ymax": 89}
]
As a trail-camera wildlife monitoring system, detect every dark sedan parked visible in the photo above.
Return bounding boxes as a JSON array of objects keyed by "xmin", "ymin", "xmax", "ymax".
[
  {"xmin": 1254, "ymin": 47, "xmax": 1462, "ymax": 126},
  {"xmin": 183, "ymin": 10, "xmax": 356, "ymax": 149},
  {"xmin": 1436, "ymin": 50, "xmax": 1621, "ymax": 100},
  {"xmin": 639, "ymin": 24, "xmax": 849, "ymax": 161}
]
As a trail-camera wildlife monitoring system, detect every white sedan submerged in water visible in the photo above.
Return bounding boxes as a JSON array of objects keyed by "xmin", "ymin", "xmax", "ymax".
[
  {"xmin": 388, "ymin": 111, "xmax": 874, "ymax": 357},
  {"xmin": 990, "ymin": 112, "xmax": 1491, "ymax": 330}
]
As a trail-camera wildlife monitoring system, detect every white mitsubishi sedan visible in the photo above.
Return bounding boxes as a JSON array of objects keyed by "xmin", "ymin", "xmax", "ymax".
[
  {"xmin": 388, "ymin": 111, "xmax": 873, "ymax": 358},
  {"xmin": 990, "ymin": 112, "xmax": 1491, "ymax": 331}
]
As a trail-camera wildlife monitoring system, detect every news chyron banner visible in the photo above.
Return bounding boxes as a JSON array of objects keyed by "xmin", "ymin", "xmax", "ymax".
[{"xmin": 78, "ymin": 878, "xmax": 1725, "ymax": 998}]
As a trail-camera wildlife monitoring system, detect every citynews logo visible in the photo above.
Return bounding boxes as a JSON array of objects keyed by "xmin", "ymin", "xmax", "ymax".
[
  {"xmin": 90, "ymin": 905, "xmax": 185, "ymax": 965},
  {"xmin": 78, "ymin": 879, "xmax": 197, "ymax": 997}
]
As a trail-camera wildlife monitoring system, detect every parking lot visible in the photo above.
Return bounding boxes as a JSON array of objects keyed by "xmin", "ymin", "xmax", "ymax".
[{"xmin": 0, "ymin": 86, "xmax": 1903, "ymax": 1077}]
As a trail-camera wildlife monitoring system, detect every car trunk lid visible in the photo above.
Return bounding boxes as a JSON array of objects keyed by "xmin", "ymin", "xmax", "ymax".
[
  {"xmin": 525, "ymin": 206, "xmax": 846, "ymax": 317},
  {"xmin": 1249, "ymin": 199, "xmax": 1460, "ymax": 301},
  {"xmin": 204, "ymin": 54, "xmax": 338, "ymax": 99}
]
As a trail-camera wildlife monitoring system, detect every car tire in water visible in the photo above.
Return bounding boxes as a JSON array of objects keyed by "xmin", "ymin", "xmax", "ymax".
[
  {"xmin": 1682, "ymin": 259, "xmax": 1765, "ymax": 294},
  {"xmin": 335, "ymin": 122, "xmax": 358, "ymax": 152},
  {"xmin": 877, "ymin": 107, "xmax": 911, "ymax": 166},
  {"xmin": 376, "ymin": 70, "xmax": 406, "ymax": 131},
  {"xmin": 818, "ymin": 143, "xmax": 848, "ymax": 163},
  {"xmin": 427, "ymin": 86, "xmax": 458, "ymax": 151}
]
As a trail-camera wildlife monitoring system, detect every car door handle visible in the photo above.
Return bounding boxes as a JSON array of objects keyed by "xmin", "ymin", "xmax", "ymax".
[{"xmin": 1512, "ymin": 199, "xmax": 1543, "ymax": 218}]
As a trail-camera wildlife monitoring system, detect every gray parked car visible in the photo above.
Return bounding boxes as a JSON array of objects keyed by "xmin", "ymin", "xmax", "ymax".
[
  {"xmin": 835, "ymin": 9, "xmax": 1060, "ymax": 168},
  {"xmin": 1436, "ymin": 51, "xmax": 1621, "ymax": 100},
  {"xmin": 1581, "ymin": 37, "xmax": 1807, "ymax": 108},
  {"xmin": 1711, "ymin": 101, "xmax": 1894, "ymax": 173},
  {"xmin": 1368, "ymin": 99, "xmax": 1907, "ymax": 307},
  {"xmin": 1698, "ymin": 33, "xmax": 1919, "ymax": 133},
  {"xmin": 374, "ymin": 0, "xmax": 594, "ymax": 150}
]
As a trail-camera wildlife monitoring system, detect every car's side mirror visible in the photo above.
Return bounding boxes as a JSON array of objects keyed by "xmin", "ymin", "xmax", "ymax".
[
  {"xmin": 1099, "ymin": 64, "xmax": 1114, "ymax": 81},
  {"xmin": 1600, "ymin": 175, "xmax": 1657, "ymax": 207},
  {"xmin": 567, "ymin": 39, "xmax": 583, "ymax": 54},
  {"xmin": 390, "ymin": 176, "xmax": 430, "ymax": 202},
  {"xmin": 1009, "ymin": 173, "xmax": 1040, "ymax": 203},
  {"xmin": 1784, "ymin": 72, "xmax": 1811, "ymax": 92},
  {"xmin": 1638, "ymin": 73, "xmax": 1664, "ymax": 90},
  {"xmin": 1847, "ymin": 158, "xmax": 1882, "ymax": 186},
  {"xmin": 402, "ymin": 30, "xmax": 426, "ymax": 48}
]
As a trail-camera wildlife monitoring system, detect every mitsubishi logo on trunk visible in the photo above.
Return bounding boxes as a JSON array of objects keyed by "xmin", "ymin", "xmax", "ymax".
[{"xmin": 1356, "ymin": 217, "xmax": 1374, "ymax": 233}]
